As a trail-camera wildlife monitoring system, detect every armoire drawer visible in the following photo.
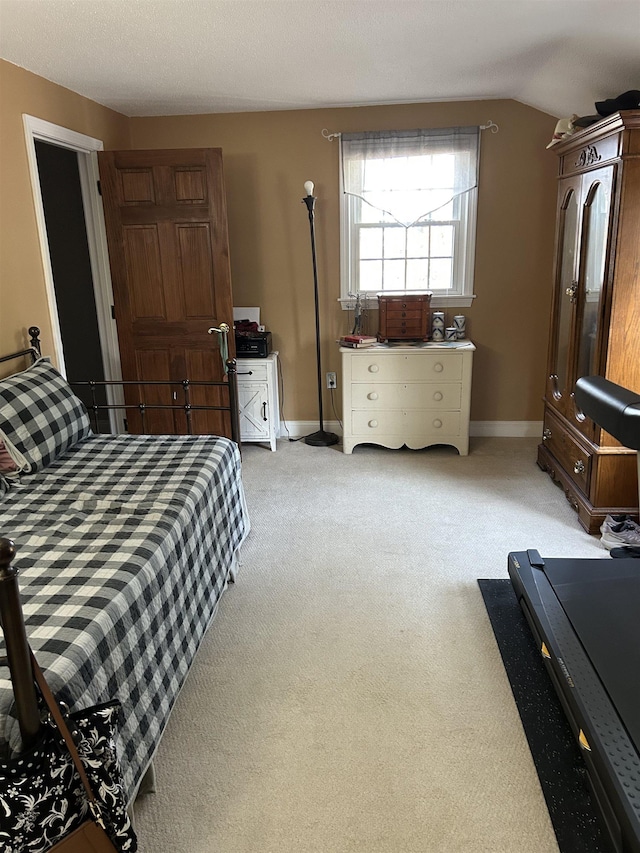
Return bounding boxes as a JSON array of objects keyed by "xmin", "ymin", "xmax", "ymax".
[{"xmin": 542, "ymin": 410, "xmax": 592, "ymax": 492}]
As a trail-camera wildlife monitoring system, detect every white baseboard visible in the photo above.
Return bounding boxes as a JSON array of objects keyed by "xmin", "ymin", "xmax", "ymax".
[
  {"xmin": 470, "ymin": 421, "xmax": 542, "ymax": 438},
  {"xmin": 278, "ymin": 420, "xmax": 543, "ymax": 440},
  {"xmin": 278, "ymin": 421, "xmax": 343, "ymax": 439}
]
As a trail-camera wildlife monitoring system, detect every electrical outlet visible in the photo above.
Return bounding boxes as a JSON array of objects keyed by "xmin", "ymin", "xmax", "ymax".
[{"xmin": 326, "ymin": 372, "xmax": 337, "ymax": 389}]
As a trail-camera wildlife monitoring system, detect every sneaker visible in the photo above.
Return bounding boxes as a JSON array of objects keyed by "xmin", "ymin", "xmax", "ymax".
[
  {"xmin": 610, "ymin": 545, "xmax": 640, "ymax": 559},
  {"xmin": 600, "ymin": 515, "xmax": 640, "ymax": 550}
]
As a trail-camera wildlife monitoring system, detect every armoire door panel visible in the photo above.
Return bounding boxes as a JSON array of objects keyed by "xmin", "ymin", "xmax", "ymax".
[{"xmin": 547, "ymin": 178, "xmax": 580, "ymax": 419}]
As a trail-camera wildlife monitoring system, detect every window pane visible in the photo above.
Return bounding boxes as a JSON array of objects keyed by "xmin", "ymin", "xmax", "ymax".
[
  {"xmin": 407, "ymin": 226, "xmax": 430, "ymax": 257},
  {"xmin": 360, "ymin": 260, "xmax": 382, "ymax": 291},
  {"xmin": 429, "ymin": 258, "xmax": 452, "ymax": 290},
  {"xmin": 430, "ymin": 225, "xmax": 453, "ymax": 257},
  {"xmin": 382, "ymin": 259, "xmax": 405, "ymax": 289},
  {"xmin": 406, "ymin": 259, "xmax": 429, "ymax": 289},
  {"xmin": 383, "ymin": 227, "xmax": 405, "ymax": 259},
  {"xmin": 359, "ymin": 227, "xmax": 383, "ymax": 260}
]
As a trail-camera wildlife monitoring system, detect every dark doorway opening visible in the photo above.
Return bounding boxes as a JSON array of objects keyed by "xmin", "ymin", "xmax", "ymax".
[{"xmin": 34, "ymin": 141, "xmax": 110, "ymax": 432}]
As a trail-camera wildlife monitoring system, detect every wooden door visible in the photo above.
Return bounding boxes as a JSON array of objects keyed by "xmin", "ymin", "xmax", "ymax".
[{"xmin": 98, "ymin": 148, "xmax": 235, "ymax": 437}]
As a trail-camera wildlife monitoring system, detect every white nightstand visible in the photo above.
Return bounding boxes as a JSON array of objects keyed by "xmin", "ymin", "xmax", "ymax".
[
  {"xmin": 340, "ymin": 342, "xmax": 475, "ymax": 455},
  {"xmin": 236, "ymin": 352, "xmax": 280, "ymax": 451}
]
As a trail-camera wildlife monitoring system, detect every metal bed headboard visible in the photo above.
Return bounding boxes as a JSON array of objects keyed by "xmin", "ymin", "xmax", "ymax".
[{"xmin": 0, "ymin": 325, "xmax": 242, "ymax": 751}]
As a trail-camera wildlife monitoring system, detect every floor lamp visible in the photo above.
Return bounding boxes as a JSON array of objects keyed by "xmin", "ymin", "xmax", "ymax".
[{"xmin": 302, "ymin": 181, "xmax": 338, "ymax": 447}]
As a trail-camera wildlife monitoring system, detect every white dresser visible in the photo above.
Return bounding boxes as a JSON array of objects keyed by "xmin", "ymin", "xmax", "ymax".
[
  {"xmin": 236, "ymin": 352, "xmax": 279, "ymax": 451},
  {"xmin": 340, "ymin": 343, "xmax": 475, "ymax": 455}
]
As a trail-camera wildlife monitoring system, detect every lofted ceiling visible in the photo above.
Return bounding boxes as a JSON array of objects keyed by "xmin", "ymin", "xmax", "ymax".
[{"xmin": 0, "ymin": 0, "xmax": 638, "ymax": 119}]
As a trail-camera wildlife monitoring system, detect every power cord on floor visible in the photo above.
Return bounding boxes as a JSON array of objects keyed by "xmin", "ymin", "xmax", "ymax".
[
  {"xmin": 278, "ymin": 357, "xmax": 342, "ymax": 442},
  {"xmin": 277, "ymin": 356, "xmax": 304, "ymax": 441}
]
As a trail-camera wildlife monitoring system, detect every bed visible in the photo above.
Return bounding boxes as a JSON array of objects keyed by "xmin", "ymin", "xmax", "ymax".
[{"xmin": 0, "ymin": 332, "xmax": 249, "ymax": 802}]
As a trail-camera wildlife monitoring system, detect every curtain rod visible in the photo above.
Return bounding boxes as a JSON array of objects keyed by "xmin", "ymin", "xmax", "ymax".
[{"xmin": 321, "ymin": 120, "xmax": 499, "ymax": 141}]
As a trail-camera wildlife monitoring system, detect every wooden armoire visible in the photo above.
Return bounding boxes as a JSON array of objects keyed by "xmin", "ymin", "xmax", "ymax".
[{"xmin": 537, "ymin": 110, "xmax": 640, "ymax": 533}]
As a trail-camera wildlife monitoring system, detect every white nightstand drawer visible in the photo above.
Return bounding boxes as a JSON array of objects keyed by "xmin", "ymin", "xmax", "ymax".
[
  {"xmin": 236, "ymin": 360, "xmax": 269, "ymax": 381},
  {"xmin": 351, "ymin": 383, "xmax": 462, "ymax": 410},
  {"xmin": 350, "ymin": 352, "xmax": 463, "ymax": 383},
  {"xmin": 351, "ymin": 409, "xmax": 461, "ymax": 436}
]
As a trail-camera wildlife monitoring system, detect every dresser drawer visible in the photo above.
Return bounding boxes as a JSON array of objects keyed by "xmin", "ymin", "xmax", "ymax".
[
  {"xmin": 351, "ymin": 383, "xmax": 462, "ymax": 410},
  {"xmin": 542, "ymin": 409, "xmax": 592, "ymax": 492},
  {"xmin": 351, "ymin": 409, "xmax": 461, "ymax": 437},
  {"xmin": 350, "ymin": 353, "xmax": 463, "ymax": 383}
]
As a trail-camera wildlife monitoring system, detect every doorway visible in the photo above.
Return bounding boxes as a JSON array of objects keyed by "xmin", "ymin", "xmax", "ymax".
[
  {"xmin": 23, "ymin": 115, "xmax": 124, "ymax": 432},
  {"xmin": 34, "ymin": 141, "xmax": 110, "ymax": 431}
]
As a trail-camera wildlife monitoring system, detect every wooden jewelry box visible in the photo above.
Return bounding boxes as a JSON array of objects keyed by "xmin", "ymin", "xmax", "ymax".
[{"xmin": 377, "ymin": 291, "xmax": 432, "ymax": 342}]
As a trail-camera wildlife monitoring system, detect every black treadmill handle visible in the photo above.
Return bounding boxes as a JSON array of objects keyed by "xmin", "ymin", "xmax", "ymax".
[
  {"xmin": 526, "ymin": 549, "xmax": 545, "ymax": 568},
  {"xmin": 574, "ymin": 376, "xmax": 640, "ymax": 451}
]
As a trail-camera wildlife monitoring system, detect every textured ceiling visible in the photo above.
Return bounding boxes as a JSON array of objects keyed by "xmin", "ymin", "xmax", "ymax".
[{"xmin": 0, "ymin": 0, "xmax": 638, "ymax": 118}]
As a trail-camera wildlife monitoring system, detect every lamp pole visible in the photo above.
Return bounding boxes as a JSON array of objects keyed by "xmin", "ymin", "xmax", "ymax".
[{"xmin": 302, "ymin": 181, "xmax": 338, "ymax": 447}]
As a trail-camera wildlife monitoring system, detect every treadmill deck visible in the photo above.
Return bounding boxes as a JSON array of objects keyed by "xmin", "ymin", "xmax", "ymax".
[{"xmin": 508, "ymin": 550, "xmax": 640, "ymax": 853}]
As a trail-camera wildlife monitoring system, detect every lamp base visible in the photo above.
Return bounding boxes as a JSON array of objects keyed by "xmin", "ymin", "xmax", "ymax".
[{"xmin": 304, "ymin": 429, "xmax": 340, "ymax": 447}]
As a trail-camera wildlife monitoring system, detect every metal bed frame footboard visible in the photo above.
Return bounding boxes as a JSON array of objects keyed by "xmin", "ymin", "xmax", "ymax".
[{"xmin": 0, "ymin": 325, "xmax": 241, "ymax": 751}]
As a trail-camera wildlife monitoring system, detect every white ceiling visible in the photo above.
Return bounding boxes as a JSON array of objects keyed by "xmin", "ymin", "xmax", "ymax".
[{"xmin": 0, "ymin": 0, "xmax": 638, "ymax": 119}]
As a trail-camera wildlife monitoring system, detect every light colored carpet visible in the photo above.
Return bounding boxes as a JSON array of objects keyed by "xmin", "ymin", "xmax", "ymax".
[{"xmin": 133, "ymin": 437, "xmax": 606, "ymax": 853}]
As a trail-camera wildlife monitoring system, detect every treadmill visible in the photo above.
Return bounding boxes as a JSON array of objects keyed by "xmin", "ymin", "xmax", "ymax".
[{"xmin": 508, "ymin": 376, "xmax": 640, "ymax": 853}]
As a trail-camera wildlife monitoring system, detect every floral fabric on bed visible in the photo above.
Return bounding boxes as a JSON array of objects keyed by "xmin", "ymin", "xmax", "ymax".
[{"xmin": 0, "ymin": 357, "xmax": 90, "ymax": 473}]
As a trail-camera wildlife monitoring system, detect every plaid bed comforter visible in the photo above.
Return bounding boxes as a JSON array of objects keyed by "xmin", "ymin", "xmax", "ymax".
[{"xmin": 0, "ymin": 434, "xmax": 249, "ymax": 800}]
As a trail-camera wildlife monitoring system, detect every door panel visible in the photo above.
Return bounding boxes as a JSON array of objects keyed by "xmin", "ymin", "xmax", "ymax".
[
  {"xmin": 98, "ymin": 148, "xmax": 235, "ymax": 438},
  {"xmin": 572, "ymin": 166, "xmax": 614, "ymax": 440},
  {"xmin": 547, "ymin": 177, "xmax": 580, "ymax": 418}
]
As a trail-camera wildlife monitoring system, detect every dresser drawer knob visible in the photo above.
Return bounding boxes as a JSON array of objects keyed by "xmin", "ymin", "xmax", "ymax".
[
  {"xmin": 368, "ymin": 364, "xmax": 379, "ymax": 373},
  {"xmin": 433, "ymin": 362, "xmax": 444, "ymax": 373},
  {"xmin": 368, "ymin": 419, "xmax": 378, "ymax": 429},
  {"xmin": 433, "ymin": 418, "xmax": 443, "ymax": 429},
  {"xmin": 433, "ymin": 391, "xmax": 443, "ymax": 401},
  {"xmin": 543, "ymin": 428, "xmax": 552, "ymax": 441},
  {"xmin": 367, "ymin": 392, "xmax": 379, "ymax": 400},
  {"xmin": 574, "ymin": 459, "xmax": 585, "ymax": 475}
]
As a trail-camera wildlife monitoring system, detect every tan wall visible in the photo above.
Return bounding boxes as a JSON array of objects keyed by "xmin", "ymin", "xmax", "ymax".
[
  {"xmin": 130, "ymin": 100, "xmax": 558, "ymax": 423},
  {"xmin": 1, "ymin": 64, "xmax": 557, "ymax": 423},
  {"xmin": 0, "ymin": 59, "xmax": 131, "ymax": 363}
]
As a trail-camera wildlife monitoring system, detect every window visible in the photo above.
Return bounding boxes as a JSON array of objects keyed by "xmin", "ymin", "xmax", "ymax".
[{"xmin": 340, "ymin": 127, "xmax": 479, "ymax": 308}]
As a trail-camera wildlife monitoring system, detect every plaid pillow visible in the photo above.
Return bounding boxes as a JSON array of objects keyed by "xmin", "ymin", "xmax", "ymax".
[{"xmin": 0, "ymin": 358, "xmax": 90, "ymax": 473}]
